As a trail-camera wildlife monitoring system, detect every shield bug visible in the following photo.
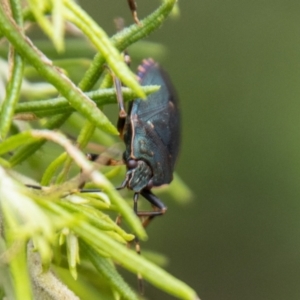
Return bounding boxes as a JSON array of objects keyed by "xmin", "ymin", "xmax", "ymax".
[
  {"xmin": 117, "ymin": 58, "xmax": 180, "ymax": 225},
  {"xmin": 26, "ymin": 59, "xmax": 180, "ymax": 227}
]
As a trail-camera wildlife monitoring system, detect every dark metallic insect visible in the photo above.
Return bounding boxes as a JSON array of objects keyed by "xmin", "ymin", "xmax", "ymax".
[
  {"xmin": 118, "ymin": 58, "xmax": 180, "ymax": 224},
  {"xmin": 27, "ymin": 59, "xmax": 180, "ymax": 228}
]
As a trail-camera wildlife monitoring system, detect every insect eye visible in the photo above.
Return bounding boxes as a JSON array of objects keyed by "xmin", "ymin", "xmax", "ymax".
[{"xmin": 127, "ymin": 159, "xmax": 138, "ymax": 169}]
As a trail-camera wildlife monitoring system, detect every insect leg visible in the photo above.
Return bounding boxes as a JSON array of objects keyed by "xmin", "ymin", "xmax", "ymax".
[
  {"xmin": 25, "ymin": 184, "xmax": 42, "ymax": 190},
  {"xmin": 127, "ymin": 0, "xmax": 140, "ymax": 24},
  {"xmin": 139, "ymin": 189, "xmax": 167, "ymax": 228},
  {"xmin": 112, "ymin": 75, "xmax": 127, "ymax": 119}
]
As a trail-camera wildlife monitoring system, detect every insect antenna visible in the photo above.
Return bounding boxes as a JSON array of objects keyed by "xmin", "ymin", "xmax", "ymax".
[{"xmin": 126, "ymin": 0, "xmax": 140, "ymax": 24}]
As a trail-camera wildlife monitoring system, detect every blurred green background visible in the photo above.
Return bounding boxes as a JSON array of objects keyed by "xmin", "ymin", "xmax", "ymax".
[{"xmin": 79, "ymin": 1, "xmax": 300, "ymax": 299}]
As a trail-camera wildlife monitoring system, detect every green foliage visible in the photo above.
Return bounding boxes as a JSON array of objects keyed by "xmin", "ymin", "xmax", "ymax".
[{"xmin": 0, "ymin": 0, "xmax": 197, "ymax": 299}]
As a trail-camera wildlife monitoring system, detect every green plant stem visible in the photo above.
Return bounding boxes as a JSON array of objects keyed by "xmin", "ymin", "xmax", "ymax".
[
  {"xmin": 7, "ymin": 241, "xmax": 32, "ymax": 300},
  {"xmin": 40, "ymin": 152, "xmax": 68, "ymax": 186},
  {"xmin": 14, "ymin": 86, "xmax": 159, "ymax": 118},
  {"xmin": 54, "ymin": 73, "xmax": 114, "ymax": 184},
  {"xmin": 9, "ymin": 114, "xmax": 69, "ymax": 166},
  {"xmin": 81, "ymin": 240, "xmax": 139, "ymax": 300},
  {"xmin": 0, "ymin": 0, "xmax": 24, "ymax": 139},
  {"xmin": 79, "ymin": 0, "xmax": 177, "ymax": 90},
  {"xmin": 55, "ymin": 121, "xmax": 96, "ymax": 184},
  {"xmin": 42, "ymin": 197, "xmax": 198, "ymax": 300},
  {"xmin": 0, "ymin": 6, "xmax": 118, "ymax": 135},
  {"xmin": 0, "ymin": 49, "xmax": 24, "ymax": 139},
  {"xmin": 63, "ymin": 0, "xmax": 145, "ymax": 99},
  {"xmin": 76, "ymin": 222, "xmax": 198, "ymax": 300}
]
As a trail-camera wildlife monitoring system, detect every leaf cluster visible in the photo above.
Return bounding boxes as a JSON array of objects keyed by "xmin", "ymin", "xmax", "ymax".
[{"xmin": 0, "ymin": 0, "xmax": 198, "ymax": 299}]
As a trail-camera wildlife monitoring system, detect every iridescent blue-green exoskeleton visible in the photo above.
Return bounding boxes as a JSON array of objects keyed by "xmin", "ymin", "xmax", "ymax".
[{"xmin": 118, "ymin": 58, "xmax": 180, "ymax": 225}]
